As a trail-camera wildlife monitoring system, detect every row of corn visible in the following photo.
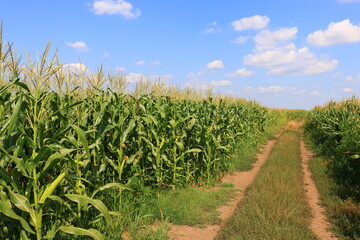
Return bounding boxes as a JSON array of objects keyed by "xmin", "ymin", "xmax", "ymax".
[
  {"xmin": 0, "ymin": 42, "xmax": 273, "ymax": 239},
  {"xmin": 304, "ymin": 97, "xmax": 360, "ymax": 198}
]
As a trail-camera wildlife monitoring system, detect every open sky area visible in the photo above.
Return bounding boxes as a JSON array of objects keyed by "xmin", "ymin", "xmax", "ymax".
[{"xmin": 1, "ymin": 0, "xmax": 360, "ymax": 109}]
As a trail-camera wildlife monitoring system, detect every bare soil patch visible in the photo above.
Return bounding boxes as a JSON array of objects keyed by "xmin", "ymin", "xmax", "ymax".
[{"xmin": 300, "ymin": 137, "xmax": 338, "ymax": 240}]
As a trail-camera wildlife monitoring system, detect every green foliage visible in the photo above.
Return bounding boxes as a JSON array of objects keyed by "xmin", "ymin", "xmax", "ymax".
[
  {"xmin": 155, "ymin": 186, "xmax": 236, "ymax": 225},
  {"xmin": 0, "ymin": 40, "xmax": 274, "ymax": 239},
  {"xmin": 309, "ymin": 157, "xmax": 360, "ymax": 239},
  {"xmin": 304, "ymin": 97, "xmax": 360, "ymax": 199}
]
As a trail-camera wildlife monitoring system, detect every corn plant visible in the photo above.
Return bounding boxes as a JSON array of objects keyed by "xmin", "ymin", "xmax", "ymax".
[
  {"xmin": 0, "ymin": 32, "xmax": 274, "ymax": 239},
  {"xmin": 304, "ymin": 97, "xmax": 360, "ymax": 199}
]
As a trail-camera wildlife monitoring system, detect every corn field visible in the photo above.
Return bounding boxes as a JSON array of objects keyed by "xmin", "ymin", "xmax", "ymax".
[
  {"xmin": 304, "ymin": 97, "xmax": 360, "ymax": 198},
  {"xmin": 0, "ymin": 37, "xmax": 274, "ymax": 239}
]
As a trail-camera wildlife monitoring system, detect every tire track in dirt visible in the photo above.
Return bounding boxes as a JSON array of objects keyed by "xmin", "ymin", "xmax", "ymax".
[
  {"xmin": 300, "ymin": 137, "xmax": 338, "ymax": 240},
  {"xmin": 168, "ymin": 125, "xmax": 286, "ymax": 240}
]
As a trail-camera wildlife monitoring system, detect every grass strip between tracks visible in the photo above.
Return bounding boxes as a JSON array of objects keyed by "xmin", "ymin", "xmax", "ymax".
[{"xmin": 216, "ymin": 130, "xmax": 318, "ymax": 240}]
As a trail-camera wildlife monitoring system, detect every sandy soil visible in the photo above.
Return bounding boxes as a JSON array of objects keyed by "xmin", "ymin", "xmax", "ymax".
[
  {"xmin": 168, "ymin": 125, "xmax": 285, "ymax": 240},
  {"xmin": 300, "ymin": 137, "xmax": 338, "ymax": 240}
]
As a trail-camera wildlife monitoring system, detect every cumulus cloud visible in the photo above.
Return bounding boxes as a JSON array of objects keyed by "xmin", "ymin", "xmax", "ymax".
[
  {"xmin": 243, "ymin": 85, "xmax": 295, "ymax": 93},
  {"xmin": 207, "ymin": 60, "xmax": 224, "ymax": 69},
  {"xmin": 210, "ymin": 80, "xmax": 233, "ymax": 86},
  {"xmin": 343, "ymin": 73, "xmax": 360, "ymax": 83},
  {"xmin": 307, "ymin": 19, "xmax": 360, "ymax": 46},
  {"xmin": 116, "ymin": 67, "xmax": 126, "ymax": 72},
  {"xmin": 254, "ymin": 27, "xmax": 298, "ymax": 50},
  {"xmin": 231, "ymin": 15, "xmax": 270, "ymax": 31},
  {"xmin": 66, "ymin": 41, "xmax": 89, "ymax": 52},
  {"xmin": 343, "ymin": 88, "xmax": 353, "ymax": 92},
  {"xmin": 258, "ymin": 85, "xmax": 295, "ymax": 93},
  {"xmin": 203, "ymin": 22, "xmax": 221, "ymax": 34},
  {"xmin": 135, "ymin": 60, "xmax": 145, "ymax": 66},
  {"xmin": 244, "ymin": 43, "xmax": 339, "ymax": 76},
  {"xmin": 149, "ymin": 61, "xmax": 161, "ymax": 66},
  {"xmin": 232, "ymin": 36, "xmax": 249, "ymax": 44},
  {"xmin": 185, "ymin": 72, "xmax": 231, "ymax": 89},
  {"xmin": 225, "ymin": 68, "xmax": 254, "ymax": 77},
  {"xmin": 309, "ymin": 91, "xmax": 321, "ymax": 96},
  {"xmin": 125, "ymin": 72, "xmax": 172, "ymax": 83},
  {"xmin": 63, "ymin": 63, "xmax": 88, "ymax": 73},
  {"xmin": 103, "ymin": 51, "xmax": 110, "ymax": 58},
  {"xmin": 126, "ymin": 73, "xmax": 144, "ymax": 83},
  {"xmin": 92, "ymin": 0, "xmax": 140, "ymax": 19}
]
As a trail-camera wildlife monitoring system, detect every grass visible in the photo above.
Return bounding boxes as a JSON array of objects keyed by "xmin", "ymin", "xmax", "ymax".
[
  {"xmin": 215, "ymin": 130, "xmax": 318, "ymax": 240},
  {"xmin": 309, "ymin": 156, "xmax": 360, "ymax": 239},
  {"xmin": 156, "ymin": 185, "xmax": 237, "ymax": 226}
]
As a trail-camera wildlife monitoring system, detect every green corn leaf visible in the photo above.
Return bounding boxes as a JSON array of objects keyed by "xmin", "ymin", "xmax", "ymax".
[
  {"xmin": 6, "ymin": 94, "xmax": 23, "ymax": 135},
  {"xmin": 39, "ymin": 172, "xmax": 66, "ymax": 204},
  {"xmin": 13, "ymin": 80, "xmax": 31, "ymax": 93},
  {"xmin": 20, "ymin": 231, "xmax": 30, "ymax": 240},
  {"xmin": 58, "ymin": 226, "xmax": 104, "ymax": 240},
  {"xmin": 71, "ymin": 125, "xmax": 90, "ymax": 159},
  {"xmin": 121, "ymin": 119, "xmax": 135, "ymax": 144},
  {"xmin": 0, "ymin": 199, "xmax": 35, "ymax": 234},
  {"xmin": 8, "ymin": 190, "xmax": 31, "ymax": 213},
  {"xmin": 0, "ymin": 166, "xmax": 21, "ymax": 193},
  {"xmin": 92, "ymin": 182, "xmax": 133, "ymax": 198},
  {"xmin": 0, "ymin": 145, "xmax": 29, "ymax": 177},
  {"xmin": 65, "ymin": 194, "xmax": 111, "ymax": 224},
  {"xmin": 38, "ymin": 148, "xmax": 75, "ymax": 179}
]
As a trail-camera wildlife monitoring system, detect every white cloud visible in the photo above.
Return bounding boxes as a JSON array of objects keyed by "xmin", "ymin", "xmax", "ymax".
[
  {"xmin": 232, "ymin": 36, "xmax": 249, "ymax": 44},
  {"xmin": 258, "ymin": 85, "xmax": 295, "ymax": 93},
  {"xmin": 307, "ymin": 19, "xmax": 360, "ymax": 46},
  {"xmin": 339, "ymin": 73, "xmax": 360, "ymax": 87},
  {"xmin": 116, "ymin": 67, "xmax": 126, "ymax": 72},
  {"xmin": 63, "ymin": 63, "xmax": 88, "ymax": 73},
  {"xmin": 343, "ymin": 88, "xmax": 353, "ymax": 92},
  {"xmin": 126, "ymin": 72, "xmax": 144, "ymax": 83},
  {"xmin": 231, "ymin": 15, "xmax": 270, "ymax": 31},
  {"xmin": 210, "ymin": 80, "xmax": 233, "ymax": 86},
  {"xmin": 225, "ymin": 68, "xmax": 254, "ymax": 77},
  {"xmin": 149, "ymin": 61, "xmax": 161, "ymax": 66},
  {"xmin": 309, "ymin": 91, "xmax": 321, "ymax": 96},
  {"xmin": 103, "ymin": 51, "xmax": 110, "ymax": 58},
  {"xmin": 185, "ymin": 73, "xmax": 230, "ymax": 89},
  {"xmin": 66, "ymin": 41, "xmax": 89, "ymax": 52},
  {"xmin": 92, "ymin": 0, "xmax": 140, "ymax": 19},
  {"xmin": 243, "ymin": 86, "xmax": 253, "ymax": 91},
  {"xmin": 242, "ymin": 85, "xmax": 295, "ymax": 93},
  {"xmin": 207, "ymin": 60, "xmax": 224, "ymax": 69},
  {"xmin": 254, "ymin": 27, "xmax": 298, "ymax": 50},
  {"xmin": 203, "ymin": 21, "xmax": 221, "ymax": 34},
  {"xmin": 125, "ymin": 72, "xmax": 172, "ymax": 83},
  {"xmin": 135, "ymin": 60, "xmax": 145, "ymax": 66},
  {"xmin": 204, "ymin": 28, "xmax": 216, "ymax": 34},
  {"xmin": 244, "ymin": 43, "xmax": 339, "ymax": 76}
]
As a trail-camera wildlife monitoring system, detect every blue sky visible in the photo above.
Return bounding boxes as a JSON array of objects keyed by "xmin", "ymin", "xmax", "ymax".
[{"xmin": 1, "ymin": 0, "xmax": 360, "ymax": 109}]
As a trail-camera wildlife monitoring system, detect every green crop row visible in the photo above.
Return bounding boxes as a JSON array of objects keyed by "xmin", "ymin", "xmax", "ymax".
[
  {"xmin": 304, "ymin": 97, "xmax": 360, "ymax": 198},
  {"xmin": 0, "ymin": 40, "xmax": 274, "ymax": 239}
]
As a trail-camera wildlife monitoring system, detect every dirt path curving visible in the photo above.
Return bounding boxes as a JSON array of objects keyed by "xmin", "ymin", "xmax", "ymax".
[
  {"xmin": 300, "ymin": 137, "xmax": 338, "ymax": 240},
  {"xmin": 168, "ymin": 125, "xmax": 286, "ymax": 240}
]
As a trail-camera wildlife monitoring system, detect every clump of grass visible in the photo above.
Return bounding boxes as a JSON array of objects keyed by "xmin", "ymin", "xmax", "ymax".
[
  {"xmin": 155, "ymin": 186, "xmax": 236, "ymax": 226},
  {"xmin": 216, "ymin": 130, "xmax": 318, "ymax": 240}
]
